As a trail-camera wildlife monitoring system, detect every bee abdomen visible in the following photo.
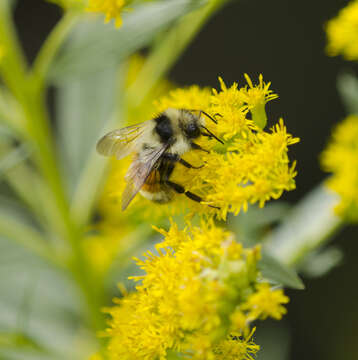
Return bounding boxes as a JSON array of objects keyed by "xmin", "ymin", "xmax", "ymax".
[{"xmin": 139, "ymin": 189, "xmax": 173, "ymax": 203}]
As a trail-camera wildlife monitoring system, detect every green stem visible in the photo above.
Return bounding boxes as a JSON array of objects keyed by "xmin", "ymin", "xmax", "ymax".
[
  {"xmin": 32, "ymin": 11, "xmax": 79, "ymax": 87},
  {"xmin": 0, "ymin": 3, "xmax": 104, "ymax": 332},
  {"xmin": 0, "ymin": 0, "xmax": 28, "ymax": 98},
  {"xmin": 126, "ymin": 0, "xmax": 230, "ymax": 107},
  {"xmin": 24, "ymin": 87, "xmax": 105, "ymax": 332}
]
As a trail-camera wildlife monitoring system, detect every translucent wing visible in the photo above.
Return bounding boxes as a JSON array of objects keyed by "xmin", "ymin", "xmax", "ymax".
[
  {"xmin": 121, "ymin": 144, "xmax": 169, "ymax": 210},
  {"xmin": 96, "ymin": 122, "xmax": 149, "ymax": 160}
]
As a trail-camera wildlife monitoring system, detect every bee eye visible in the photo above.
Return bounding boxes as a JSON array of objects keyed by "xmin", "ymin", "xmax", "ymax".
[{"xmin": 185, "ymin": 123, "xmax": 200, "ymax": 138}]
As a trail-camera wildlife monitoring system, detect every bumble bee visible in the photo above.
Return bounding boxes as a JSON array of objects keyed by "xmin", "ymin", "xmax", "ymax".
[{"xmin": 96, "ymin": 108, "xmax": 223, "ymax": 210}]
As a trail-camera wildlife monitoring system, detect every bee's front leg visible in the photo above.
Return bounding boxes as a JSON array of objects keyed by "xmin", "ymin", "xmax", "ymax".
[{"xmin": 191, "ymin": 142, "xmax": 209, "ymax": 153}]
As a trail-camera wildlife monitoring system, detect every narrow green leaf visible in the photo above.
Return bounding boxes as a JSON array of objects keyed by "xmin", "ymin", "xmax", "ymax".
[
  {"xmin": 59, "ymin": 60, "xmax": 126, "ymax": 226},
  {"xmin": 0, "ymin": 201, "xmax": 57, "ymax": 265},
  {"xmin": 259, "ymin": 253, "xmax": 305, "ymax": 290},
  {"xmin": 57, "ymin": 67, "xmax": 117, "ymax": 197},
  {"xmin": 0, "ymin": 348, "xmax": 69, "ymax": 360},
  {"xmin": 0, "ymin": 237, "xmax": 96, "ymax": 359},
  {"xmin": 263, "ymin": 184, "xmax": 342, "ymax": 267},
  {"xmin": 50, "ymin": 0, "xmax": 207, "ymax": 82},
  {"xmin": 0, "ymin": 144, "xmax": 30, "ymax": 178}
]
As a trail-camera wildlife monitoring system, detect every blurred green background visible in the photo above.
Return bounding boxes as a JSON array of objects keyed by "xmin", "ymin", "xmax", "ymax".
[{"xmin": 6, "ymin": 0, "xmax": 358, "ymax": 359}]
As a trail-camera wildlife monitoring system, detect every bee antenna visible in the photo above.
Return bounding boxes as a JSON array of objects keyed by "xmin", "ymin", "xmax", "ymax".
[
  {"xmin": 188, "ymin": 109, "xmax": 219, "ymax": 124},
  {"xmin": 200, "ymin": 110, "xmax": 218, "ymax": 124},
  {"xmin": 200, "ymin": 126, "xmax": 224, "ymax": 144}
]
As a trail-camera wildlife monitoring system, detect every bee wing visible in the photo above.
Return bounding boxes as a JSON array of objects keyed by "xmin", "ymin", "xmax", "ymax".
[
  {"xmin": 121, "ymin": 144, "xmax": 169, "ymax": 210},
  {"xmin": 96, "ymin": 122, "xmax": 149, "ymax": 160}
]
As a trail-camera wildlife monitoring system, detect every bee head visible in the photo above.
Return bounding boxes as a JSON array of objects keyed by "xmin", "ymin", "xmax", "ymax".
[
  {"xmin": 178, "ymin": 109, "xmax": 204, "ymax": 139},
  {"xmin": 184, "ymin": 121, "xmax": 201, "ymax": 139}
]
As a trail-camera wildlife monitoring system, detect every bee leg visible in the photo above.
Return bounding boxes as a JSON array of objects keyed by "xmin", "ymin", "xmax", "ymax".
[
  {"xmin": 163, "ymin": 153, "xmax": 204, "ymax": 169},
  {"xmin": 179, "ymin": 158, "xmax": 204, "ymax": 169},
  {"xmin": 191, "ymin": 142, "xmax": 209, "ymax": 153},
  {"xmin": 165, "ymin": 180, "xmax": 220, "ymax": 209}
]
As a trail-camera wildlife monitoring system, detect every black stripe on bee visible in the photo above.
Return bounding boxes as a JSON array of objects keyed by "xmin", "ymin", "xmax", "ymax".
[{"xmin": 154, "ymin": 113, "xmax": 173, "ymax": 143}]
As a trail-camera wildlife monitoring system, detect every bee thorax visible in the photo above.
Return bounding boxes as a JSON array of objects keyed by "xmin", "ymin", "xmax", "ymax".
[{"xmin": 169, "ymin": 136, "xmax": 192, "ymax": 155}]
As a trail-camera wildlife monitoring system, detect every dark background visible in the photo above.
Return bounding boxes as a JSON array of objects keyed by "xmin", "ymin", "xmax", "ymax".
[{"xmin": 13, "ymin": 0, "xmax": 358, "ymax": 359}]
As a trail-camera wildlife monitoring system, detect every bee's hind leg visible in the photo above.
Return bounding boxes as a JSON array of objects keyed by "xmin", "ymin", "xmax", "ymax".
[{"xmin": 165, "ymin": 180, "xmax": 219, "ymax": 209}]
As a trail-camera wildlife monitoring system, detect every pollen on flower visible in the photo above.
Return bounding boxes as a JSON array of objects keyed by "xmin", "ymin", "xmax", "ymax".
[
  {"xmin": 100, "ymin": 221, "xmax": 289, "ymax": 360},
  {"xmin": 326, "ymin": 0, "xmax": 358, "ymax": 60},
  {"xmin": 87, "ymin": 0, "xmax": 127, "ymax": 27},
  {"xmin": 321, "ymin": 115, "xmax": 358, "ymax": 221}
]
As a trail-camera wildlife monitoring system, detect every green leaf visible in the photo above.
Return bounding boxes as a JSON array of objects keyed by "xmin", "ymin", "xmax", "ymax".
[
  {"xmin": 228, "ymin": 202, "xmax": 291, "ymax": 246},
  {"xmin": 0, "ymin": 237, "xmax": 96, "ymax": 359},
  {"xmin": 0, "ymin": 198, "xmax": 56, "ymax": 264},
  {"xmin": 57, "ymin": 67, "xmax": 118, "ymax": 197},
  {"xmin": 263, "ymin": 184, "xmax": 342, "ymax": 267},
  {"xmin": 0, "ymin": 348, "xmax": 70, "ymax": 360},
  {"xmin": 259, "ymin": 252, "xmax": 305, "ymax": 290},
  {"xmin": 50, "ymin": 0, "xmax": 206, "ymax": 82},
  {"xmin": 337, "ymin": 72, "xmax": 358, "ymax": 115},
  {"xmin": 0, "ymin": 144, "xmax": 30, "ymax": 179}
]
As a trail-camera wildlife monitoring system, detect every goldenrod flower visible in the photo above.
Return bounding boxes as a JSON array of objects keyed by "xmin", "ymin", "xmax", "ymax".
[
  {"xmin": 101, "ymin": 221, "xmax": 288, "ymax": 359},
  {"xmin": 242, "ymin": 283, "xmax": 289, "ymax": 320},
  {"xmin": 321, "ymin": 115, "xmax": 358, "ymax": 221},
  {"xmin": 102, "ymin": 75, "xmax": 299, "ymax": 220},
  {"xmin": 87, "ymin": 0, "xmax": 127, "ymax": 27},
  {"xmin": 213, "ymin": 329, "xmax": 260, "ymax": 360},
  {"xmin": 326, "ymin": 0, "xmax": 358, "ymax": 60}
]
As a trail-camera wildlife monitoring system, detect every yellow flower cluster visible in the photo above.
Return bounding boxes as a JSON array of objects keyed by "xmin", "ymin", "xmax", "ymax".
[
  {"xmin": 102, "ymin": 75, "xmax": 298, "ymax": 220},
  {"xmin": 87, "ymin": 0, "xmax": 127, "ymax": 27},
  {"xmin": 101, "ymin": 221, "xmax": 289, "ymax": 360},
  {"xmin": 326, "ymin": 0, "xmax": 358, "ymax": 60},
  {"xmin": 321, "ymin": 115, "xmax": 358, "ymax": 221}
]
